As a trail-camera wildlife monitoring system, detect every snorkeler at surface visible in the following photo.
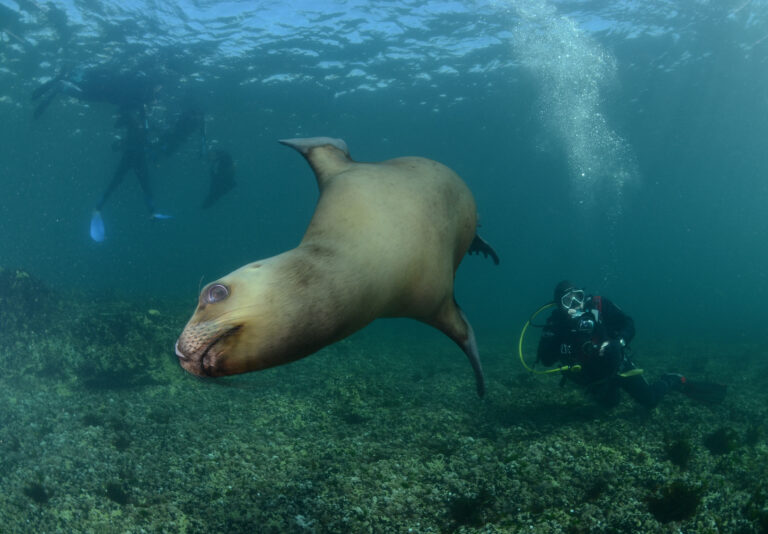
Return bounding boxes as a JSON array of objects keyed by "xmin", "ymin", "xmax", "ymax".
[
  {"xmin": 31, "ymin": 64, "xmax": 162, "ymax": 119},
  {"xmin": 32, "ymin": 62, "xmax": 235, "ymax": 242},
  {"xmin": 89, "ymin": 105, "xmax": 209, "ymax": 242}
]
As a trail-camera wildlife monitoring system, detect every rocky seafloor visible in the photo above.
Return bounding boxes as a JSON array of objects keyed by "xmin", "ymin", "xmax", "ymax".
[{"xmin": 1, "ymin": 267, "xmax": 767, "ymax": 533}]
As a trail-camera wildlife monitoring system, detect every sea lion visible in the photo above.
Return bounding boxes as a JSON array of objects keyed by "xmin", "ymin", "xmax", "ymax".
[{"xmin": 175, "ymin": 137, "xmax": 495, "ymax": 396}]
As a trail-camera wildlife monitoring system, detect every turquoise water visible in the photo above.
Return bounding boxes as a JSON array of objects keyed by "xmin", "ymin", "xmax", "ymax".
[
  {"xmin": 2, "ymin": 0, "xmax": 765, "ymax": 339},
  {"xmin": 1, "ymin": 1, "xmax": 767, "ymax": 531}
]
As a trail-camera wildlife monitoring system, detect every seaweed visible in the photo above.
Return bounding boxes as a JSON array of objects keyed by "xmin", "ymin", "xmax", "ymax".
[
  {"xmin": 666, "ymin": 437, "xmax": 693, "ymax": 469},
  {"xmin": 0, "ymin": 268, "xmax": 57, "ymax": 334},
  {"xmin": 744, "ymin": 423, "xmax": 763, "ymax": 447},
  {"xmin": 584, "ymin": 477, "xmax": 609, "ymax": 502},
  {"xmin": 112, "ymin": 433, "xmax": 131, "ymax": 452},
  {"xmin": 76, "ymin": 366, "xmax": 159, "ymax": 390},
  {"xmin": 23, "ymin": 482, "xmax": 51, "ymax": 504},
  {"xmin": 744, "ymin": 487, "xmax": 768, "ymax": 534},
  {"xmin": 647, "ymin": 481, "xmax": 702, "ymax": 523},
  {"xmin": 703, "ymin": 427, "xmax": 740, "ymax": 455},
  {"xmin": 105, "ymin": 482, "xmax": 130, "ymax": 505},
  {"xmin": 81, "ymin": 413, "xmax": 103, "ymax": 427},
  {"xmin": 340, "ymin": 411, "xmax": 368, "ymax": 425},
  {"xmin": 447, "ymin": 487, "xmax": 492, "ymax": 529}
]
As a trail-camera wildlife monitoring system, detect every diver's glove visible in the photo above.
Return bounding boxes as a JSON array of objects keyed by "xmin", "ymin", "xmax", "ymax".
[{"xmin": 598, "ymin": 338, "xmax": 625, "ymax": 358}]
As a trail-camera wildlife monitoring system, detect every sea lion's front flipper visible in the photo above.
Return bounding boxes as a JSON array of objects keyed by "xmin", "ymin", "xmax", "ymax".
[
  {"xmin": 279, "ymin": 137, "xmax": 352, "ymax": 188},
  {"xmin": 468, "ymin": 234, "xmax": 500, "ymax": 265},
  {"xmin": 431, "ymin": 301, "xmax": 485, "ymax": 397}
]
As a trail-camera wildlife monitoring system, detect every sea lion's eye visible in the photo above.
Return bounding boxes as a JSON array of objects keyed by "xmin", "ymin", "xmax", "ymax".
[{"xmin": 206, "ymin": 283, "xmax": 229, "ymax": 304}]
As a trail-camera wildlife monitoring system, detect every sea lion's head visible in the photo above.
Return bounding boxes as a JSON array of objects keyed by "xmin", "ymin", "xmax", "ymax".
[{"xmin": 175, "ymin": 263, "xmax": 277, "ymax": 377}]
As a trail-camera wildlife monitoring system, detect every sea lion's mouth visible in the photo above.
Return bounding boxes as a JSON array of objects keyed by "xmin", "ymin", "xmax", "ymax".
[{"xmin": 199, "ymin": 324, "xmax": 242, "ymax": 376}]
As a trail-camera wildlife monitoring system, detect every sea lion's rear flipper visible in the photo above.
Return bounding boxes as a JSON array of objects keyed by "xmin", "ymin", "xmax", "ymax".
[
  {"xmin": 279, "ymin": 137, "xmax": 352, "ymax": 189},
  {"xmin": 468, "ymin": 234, "xmax": 500, "ymax": 265},
  {"xmin": 431, "ymin": 301, "xmax": 485, "ymax": 397}
]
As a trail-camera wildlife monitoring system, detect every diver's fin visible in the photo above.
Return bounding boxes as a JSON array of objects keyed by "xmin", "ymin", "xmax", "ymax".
[
  {"xmin": 150, "ymin": 213, "xmax": 173, "ymax": 220},
  {"xmin": 681, "ymin": 380, "xmax": 727, "ymax": 405},
  {"xmin": 90, "ymin": 211, "xmax": 105, "ymax": 242},
  {"xmin": 468, "ymin": 234, "xmax": 500, "ymax": 265}
]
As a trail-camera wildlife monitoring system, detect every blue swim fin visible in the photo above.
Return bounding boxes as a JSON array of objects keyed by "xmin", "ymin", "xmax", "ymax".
[
  {"xmin": 90, "ymin": 210, "xmax": 105, "ymax": 242},
  {"xmin": 150, "ymin": 212, "xmax": 173, "ymax": 220}
]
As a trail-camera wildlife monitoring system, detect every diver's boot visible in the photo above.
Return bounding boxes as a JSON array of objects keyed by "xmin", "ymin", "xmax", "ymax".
[{"xmin": 660, "ymin": 373, "xmax": 686, "ymax": 392}]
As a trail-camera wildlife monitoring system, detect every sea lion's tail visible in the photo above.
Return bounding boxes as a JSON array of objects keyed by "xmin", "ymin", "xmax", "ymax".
[{"xmin": 279, "ymin": 137, "xmax": 348, "ymax": 156}]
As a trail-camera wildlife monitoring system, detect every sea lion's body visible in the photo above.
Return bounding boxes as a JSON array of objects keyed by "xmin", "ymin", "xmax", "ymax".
[{"xmin": 175, "ymin": 137, "xmax": 487, "ymax": 395}]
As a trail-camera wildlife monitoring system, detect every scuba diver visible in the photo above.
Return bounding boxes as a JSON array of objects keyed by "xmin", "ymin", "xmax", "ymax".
[{"xmin": 532, "ymin": 280, "xmax": 726, "ymax": 409}]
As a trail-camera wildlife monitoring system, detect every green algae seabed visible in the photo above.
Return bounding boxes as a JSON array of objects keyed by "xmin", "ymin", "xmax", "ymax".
[{"xmin": 1, "ymin": 276, "xmax": 767, "ymax": 532}]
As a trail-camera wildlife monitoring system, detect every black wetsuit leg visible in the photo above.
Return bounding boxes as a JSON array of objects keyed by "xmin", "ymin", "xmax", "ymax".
[
  {"xmin": 95, "ymin": 154, "xmax": 132, "ymax": 210},
  {"xmin": 33, "ymin": 85, "xmax": 63, "ymax": 119},
  {"xmin": 95, "ymin": 148, "xmax": 154, "ymax": 213},
  {"xmin": 620, "ymin": 374, "xmax": 669, "ymax": 409},
  {"xmin": 132, "ymin": 151, "xmax": 154, "ymax": 213},
  {"xmin": 31, "ymin": 72, "xmax": 68, "ymax": 119}
]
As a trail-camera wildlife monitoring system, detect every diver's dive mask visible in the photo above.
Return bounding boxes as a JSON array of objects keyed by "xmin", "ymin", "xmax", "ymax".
[{"xmin": 560, "ymin": 288, "xmax": 585, "ymax": 316}]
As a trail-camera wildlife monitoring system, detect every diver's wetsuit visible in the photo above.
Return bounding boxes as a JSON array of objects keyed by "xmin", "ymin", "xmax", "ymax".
[
  {"xmin": 95, "ymin": 108, "xmax": 154, "ymax": 213},
  {"xmin": 70, "ymin": 68, "xmax": 159, "ymax": 110},
  {"xmin": 537, "ymin": 296, "xmax": 671, "ymax": 408}
]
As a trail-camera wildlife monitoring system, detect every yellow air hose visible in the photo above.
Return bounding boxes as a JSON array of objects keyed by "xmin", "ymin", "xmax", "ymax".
[{"xmin": 518, "ymin": 302, "xmax": 581, "ymax": 375}]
